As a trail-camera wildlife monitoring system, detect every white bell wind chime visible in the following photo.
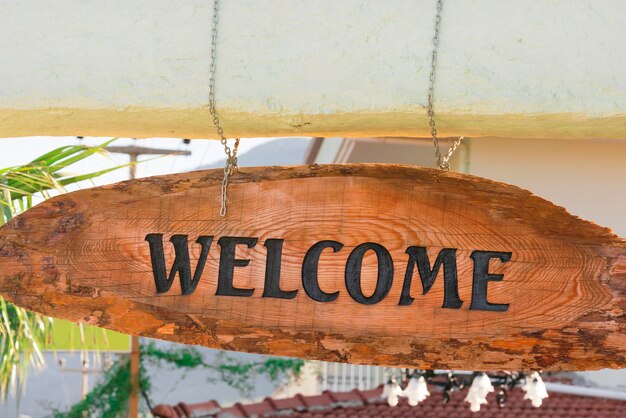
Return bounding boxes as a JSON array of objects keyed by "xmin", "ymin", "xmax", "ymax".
[{"xmin": 382, "ymin": 371, "xmax": 549, "ymax": 413}]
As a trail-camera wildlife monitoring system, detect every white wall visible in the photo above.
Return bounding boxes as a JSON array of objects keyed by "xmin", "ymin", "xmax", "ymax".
[
  {"xmin": 1, "ymin": 0, "xmax": 625, "ymax": 139},
  {"xmin": 464, "ymin": 138, "xmax": 626, "ymax": 237}
]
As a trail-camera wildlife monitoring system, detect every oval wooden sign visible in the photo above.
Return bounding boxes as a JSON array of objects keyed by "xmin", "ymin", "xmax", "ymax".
[{"xmin": 0, "ymin": 164, "xmax": 624, "ymax": 370}]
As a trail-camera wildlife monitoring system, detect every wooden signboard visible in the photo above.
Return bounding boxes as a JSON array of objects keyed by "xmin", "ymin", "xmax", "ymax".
[{"xmin": 0, "ymin": 164, "xmax": 624, "ymax": 370}]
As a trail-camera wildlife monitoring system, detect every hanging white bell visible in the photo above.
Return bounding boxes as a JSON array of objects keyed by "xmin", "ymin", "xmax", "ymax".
[
  {"xmin": 522, "ymin": 372, "xmax": 549, "ymax": 407},
  {"xmin": 382, "ymin": 378, "xmax": 404, "ymax": 407},
  {"xmin": 404, "ymin": 375, "xmax": 430, "ymax": 406},
  {"xmin": 464, "ymin": 373, "xmax": 494, "ymax": 412}
]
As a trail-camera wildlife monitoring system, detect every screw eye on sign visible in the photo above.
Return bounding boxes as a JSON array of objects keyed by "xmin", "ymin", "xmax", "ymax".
[{"xmin": 0, "ymin": 164, "xmax": 624, "ymax": 370}]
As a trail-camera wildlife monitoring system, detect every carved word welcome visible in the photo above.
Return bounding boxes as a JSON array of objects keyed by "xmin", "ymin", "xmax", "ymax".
[{"xmin": 145, "ymin": 234, "xmax": 512, "ymax": 312}]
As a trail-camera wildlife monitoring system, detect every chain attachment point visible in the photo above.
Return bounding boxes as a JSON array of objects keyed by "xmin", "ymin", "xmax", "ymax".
[
  {"xmin": 209, "ymin": 0, "xmax": 240, "ymax": 216},
  {"xmin": 219, "ymin": 138, "xmax": 240, "ymax": 217},
  {"xmin": 427, "ymin": 0, "xmax": 463, "ymax": 171}
]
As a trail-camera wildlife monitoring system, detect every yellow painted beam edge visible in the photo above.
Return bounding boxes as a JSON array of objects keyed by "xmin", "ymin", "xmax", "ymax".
[{"xmin": 1, "ymin": 107, "xmax": 625, "ymax": 140}]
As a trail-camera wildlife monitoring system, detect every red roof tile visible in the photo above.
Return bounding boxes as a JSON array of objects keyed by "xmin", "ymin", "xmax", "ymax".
[
  {"xmin": 179, "ymin": 400, "xmax": 221, "ymax": 417},
  {"xmin": 153, "ymin": 383, "xmax": 626, "ymax": 418}
]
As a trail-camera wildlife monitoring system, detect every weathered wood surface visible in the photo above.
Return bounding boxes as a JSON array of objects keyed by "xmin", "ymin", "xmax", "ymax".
[{"xmin": 0, "ymin": 164, "xmax": 624, "ymax": 370}]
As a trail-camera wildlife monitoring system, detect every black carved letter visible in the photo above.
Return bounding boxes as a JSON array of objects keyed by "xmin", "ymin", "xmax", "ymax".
[
  {"xmin": 399, "ymin": 247, "xmax": 463, "ymax": 309},
  {"xmin": 469, "ymin": 251, "xmax": 511, "ymax": 312},
  {"xmin": 145, "ymin": 234, "xmax": 213, "ymax": 295},
  {"xmin": 345, "ymin": 243, "xmax": 393, "ymax": 305},
  {"xmin": 262, "ymin": 239, "xmax": 297, "ymax": 299},
  {"xmin": 216, "ymin": 236, "xmax": 258, "ymax": 297},
  {"xmin": 302, "ymin": 240, "xmax": 343, "ymax": 302}
]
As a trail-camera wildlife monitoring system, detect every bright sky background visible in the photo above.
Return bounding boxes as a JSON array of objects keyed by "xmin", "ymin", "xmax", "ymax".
[{"xmin": 0, "ymin": 135, "xmax": 276, "ymax": 186}]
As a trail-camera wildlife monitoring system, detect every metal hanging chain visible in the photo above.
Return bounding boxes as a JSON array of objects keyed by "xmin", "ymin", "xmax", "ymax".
[
  {"xmin": 427, "ymin": 0, "xmax": 463, "ymax": 171},
  {"xmin": 209, "ymin": 0, "xmax": 240, "ymax": 216}
]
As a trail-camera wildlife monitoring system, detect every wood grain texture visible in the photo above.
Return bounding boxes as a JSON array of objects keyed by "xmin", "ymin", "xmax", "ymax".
[{"xmin": 0, "ymin": 164, "xmax": 624, "ymax": 370}]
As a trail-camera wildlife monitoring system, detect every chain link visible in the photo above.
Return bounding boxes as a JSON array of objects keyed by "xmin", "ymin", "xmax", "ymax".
[
  {"xmin": 209, "ymin": 0, "xmax": 240, "ymax": 216},
  {"xmin": 428, "ymin": 0, "xmax": 462, "ymax": 171}
]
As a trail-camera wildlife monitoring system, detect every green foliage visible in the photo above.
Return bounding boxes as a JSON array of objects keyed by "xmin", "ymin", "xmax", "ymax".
[
  {"xmin": 0, "ymin": 140, "xmax": 127, "ymax": 400},
  {"xmin": 46, "ymin": 359, "xmax": 138, "ymax": 418},
  {"xmin": 47, "ymin": 342, "xmax": 305, "ymax": 418},
  {"xmin": 0, "ymin": 299, "xmax": 52, "ymax": 398},
  {"xmin": 141, "ymin": 341, "xmax": 205, "ymax": 369},
  {"xmin": 142, "ymin": 342, "xmax": 304, "ymax": 396},
  {"xmin": 211, "ymin": 352, "xmax": 305, "ymax": 395},
  {"xmin": 0, "ymin": 139, "xmax": 119, "ymax": 222}
]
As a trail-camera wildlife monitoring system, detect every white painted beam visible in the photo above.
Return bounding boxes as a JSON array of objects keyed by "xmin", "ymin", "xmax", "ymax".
[{"xmin": 1, "ymin": 0, "xmax": 625, "ymax": 140}]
